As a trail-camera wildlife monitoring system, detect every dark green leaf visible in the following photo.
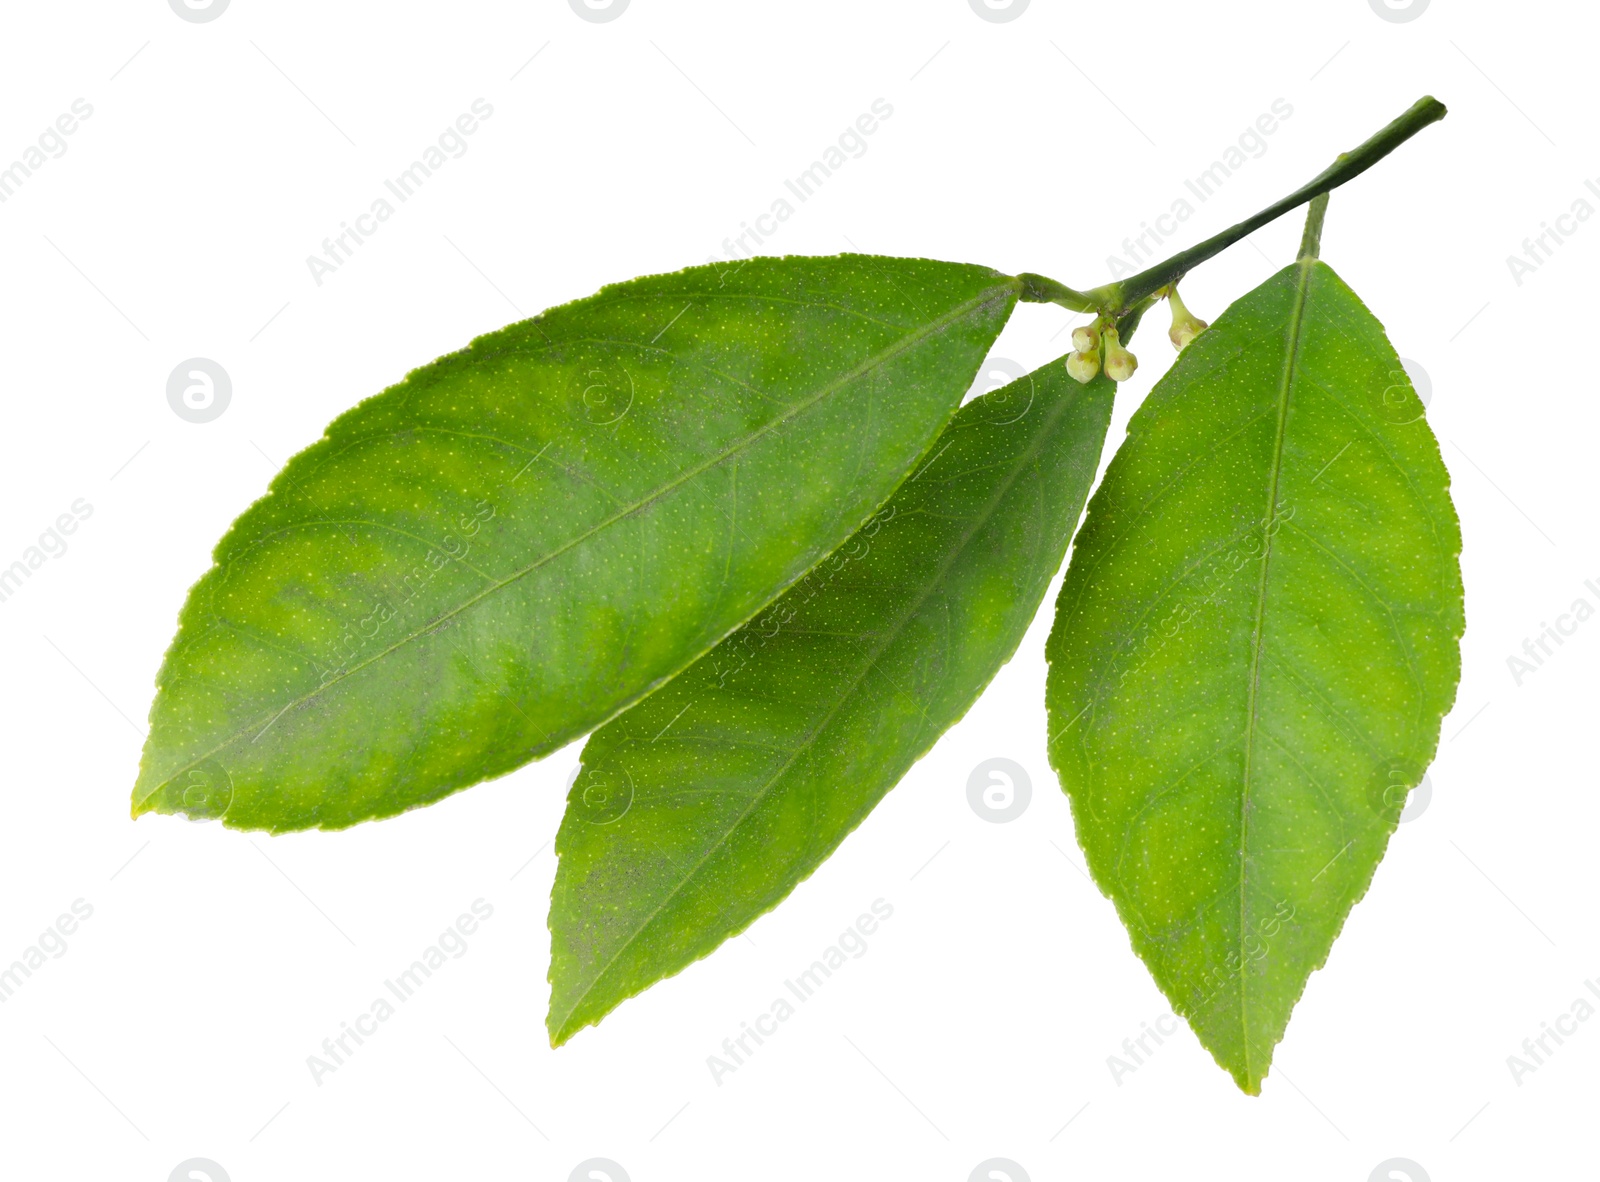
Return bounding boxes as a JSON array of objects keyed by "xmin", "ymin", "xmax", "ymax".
[
  {"xmin": 1045, "ymin": 259, "xmax": 1463, "ymax": 1092},
  {"xmin": 133, "ymin": 255, "xmax": 1020, "ymax": 831},
  {"xmin": 548, "ymin": 359, "xmax": 1115, "ymax": 1044}
]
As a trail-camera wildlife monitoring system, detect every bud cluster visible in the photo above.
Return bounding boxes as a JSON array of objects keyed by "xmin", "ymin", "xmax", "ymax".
[
  {"xmin": 1065, "ymin": 318, "xmax": 1139, "ymax": 385},
  {"xmin": 1065, "ymin": 286, "xmax": 1210, "ymax": 386}
]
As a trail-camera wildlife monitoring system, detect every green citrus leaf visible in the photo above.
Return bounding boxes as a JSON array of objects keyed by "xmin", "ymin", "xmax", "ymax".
[
  {"xmin": 548, "ymin": 358, "xmax": 1115, "ymax": 1045},
  {"xmin": 1045, "ymin": 258, "xmax": 1463, "ymax": 1093},
  {"xmin": 133, "ymin": 255, "xmax": 1020, "ymax": 832}
]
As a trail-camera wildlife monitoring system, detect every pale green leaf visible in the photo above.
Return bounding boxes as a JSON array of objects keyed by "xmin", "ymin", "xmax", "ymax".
[
  {"xmin": 548, "ymin": 358, "xmax": 1115, "ymax": 1044},
  {"xmin": 1045, "ymin": 259, "xmax": 1463, "ymax": 1093},
  {"xmin": 133, "ymin": 255, "xmax": 1019, "ymax": 831}
]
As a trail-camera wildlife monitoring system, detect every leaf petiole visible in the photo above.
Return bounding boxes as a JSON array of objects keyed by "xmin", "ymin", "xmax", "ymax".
[{"xmin": 1298, "ymin": 191, "xmax": 1330, "ymax": 261}]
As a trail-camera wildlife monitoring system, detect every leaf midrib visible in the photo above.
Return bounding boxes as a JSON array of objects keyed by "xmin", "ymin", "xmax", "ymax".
[
  {"xmin": 1234, "ymin": 261, "xmax": 1314, "ymax": 1086},
  {"xmin": 555, "ymin": 372, "xmax": 1080, "ymax": 1036},
  {"xmin": 137, "ymin": 280, "xmax": 1020, "ymax": 810}
]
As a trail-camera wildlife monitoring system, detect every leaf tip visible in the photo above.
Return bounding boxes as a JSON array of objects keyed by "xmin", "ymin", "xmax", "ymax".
[
  {"xmin": 546, "ymin": 1009, "xmax": 580, "ymax": 1050},
  {"xmin": 129, "ymin": 770, "xmax": 163, "ymax": 821}
]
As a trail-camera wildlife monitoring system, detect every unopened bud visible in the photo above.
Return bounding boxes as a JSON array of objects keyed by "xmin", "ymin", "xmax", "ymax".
[
  {"xmin": 1065, "ymin": 350, "xmax": 1100, "ymax": 384},
  {"xmin": 1071, "ymin": 322, "xmax": 1101, "ymax": 354},
  {"xmin": 1170, "ymin": 319, "xmax": 1207, "ymax": 350},
  {"xmin": 1102, "ymin": 327, "xmax": 1137, "ymax": 382},
  {"xmin": 1166, "ymin": 287, "xmax": 1209, "ymax": 351}
]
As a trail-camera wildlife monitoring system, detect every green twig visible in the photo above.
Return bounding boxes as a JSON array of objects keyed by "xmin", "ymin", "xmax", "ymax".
[{"xmin": 1020, "ymin": 95, "xmax": 1446, "ymax": 318}]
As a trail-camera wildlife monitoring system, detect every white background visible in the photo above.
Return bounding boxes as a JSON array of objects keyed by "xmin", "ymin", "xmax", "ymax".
[{"xmin": 0, "ymin": 1, "xmax": 1592, "ymax": 1180}]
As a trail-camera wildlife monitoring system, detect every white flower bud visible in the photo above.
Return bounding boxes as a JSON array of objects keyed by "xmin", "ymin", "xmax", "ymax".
[
  {"xmin": 1170, "ymin": 318, "xmax": 1207, "ymax": 350},
  {"xmin": 1066, "ymin": 350, "xmax": 1100, "ymax": 384},
  {"xmin": 1071, "ymin": 322, "xmax": 1101, "ymax": 354},
  {"xmin": 1166, "ymin": 288, "xmax": 1208, "ymax": 351},
  {"xmin": 1102, "ymin": 328, "xmax": 1137, "ymax": 382}
]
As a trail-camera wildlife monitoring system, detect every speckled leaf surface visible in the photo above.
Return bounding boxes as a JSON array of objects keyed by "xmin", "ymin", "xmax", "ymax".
[
  {"xmin": 133, "ymin": 255, "xmax": 1020, "ymax": 832},
  {"xmin": 1045, "ymin": 259, "xmax": 1463, "ymax": 1092},
  {"xmin": 548, "ymin": 359, "xmax": 1114, "ymax": 1045}
]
